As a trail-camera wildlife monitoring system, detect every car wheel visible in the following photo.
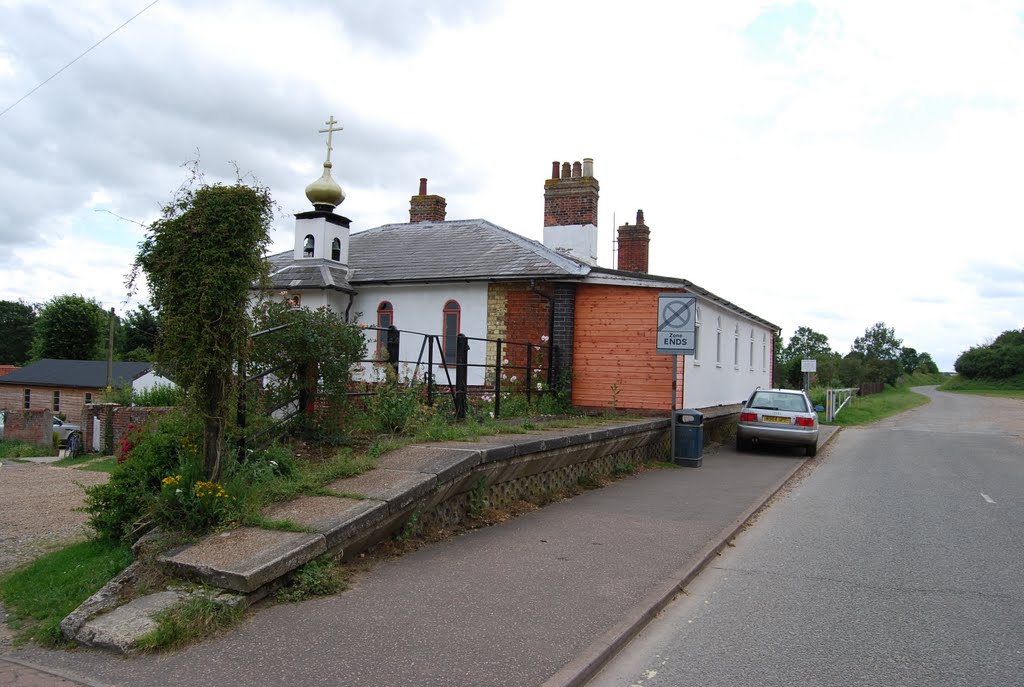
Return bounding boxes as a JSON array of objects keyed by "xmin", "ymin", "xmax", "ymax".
[{"xmin": 805, "ymin": 442, "xmax": 817, "ymax": 458}]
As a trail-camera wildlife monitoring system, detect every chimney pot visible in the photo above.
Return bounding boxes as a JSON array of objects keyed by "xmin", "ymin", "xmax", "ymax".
[
  {"xmin": 582, "ymin": 158, "xmax": 594, "ymax": 177},
  {"xmin": 551, "ymin": 161, "xmax": 560, "ymax": 179},
  {"xmin": 572, "ymin": 161, "xmax": 582, "ymax": 178},
  {"xmin": 418, "ymin": 178, "xmax": 428, "ymax": 195},
  {"xmin": 636, "ymin": 209, "xmax": 644, "ymax": 225},
  {"xmin": 561, "ymin": 162, "xmax": 571, "ymax": 179}
]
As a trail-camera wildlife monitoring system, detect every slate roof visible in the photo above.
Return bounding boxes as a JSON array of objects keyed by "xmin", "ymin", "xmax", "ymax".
[
  {"xmin": 345, "ymin": 219, "xmax": 590, "ymax": 284},
  {"xmin": 264, "ymin": 257, "xmax": 355, "ymax": 293},
  {"xmin": 0, "ymin": 359, "xmax": 153, "ymax": 389}
]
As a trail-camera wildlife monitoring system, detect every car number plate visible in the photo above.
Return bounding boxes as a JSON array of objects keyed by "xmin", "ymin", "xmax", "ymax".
[{"xmin": 763, "ymin": 415, "xmax": 790, "ymax": 424}]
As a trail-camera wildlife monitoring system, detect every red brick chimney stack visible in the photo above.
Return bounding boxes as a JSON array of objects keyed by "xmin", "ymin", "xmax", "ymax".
[
  {"xmin": 617, "ymin": 209, "xmax": 650, "ymax": 273},
  {"xmin": 544, "ymin": 158, "xmax": 599, "ymax": 227},
  {"xmin": 410, "ymin": 178, "xmax": 447, "ymax": 223}
]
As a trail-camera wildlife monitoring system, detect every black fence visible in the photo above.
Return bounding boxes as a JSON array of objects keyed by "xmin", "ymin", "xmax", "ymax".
[
  {"xmin": 235, "ymin": 324, "xmax": 561, "ymax": 459},
  {"xmin": 236, "ymin": 322, "xmax": 306, "ymax": 461},
  {"xmin": 362, "ymin": 326, "xmax": 559, "ymax": 420}
]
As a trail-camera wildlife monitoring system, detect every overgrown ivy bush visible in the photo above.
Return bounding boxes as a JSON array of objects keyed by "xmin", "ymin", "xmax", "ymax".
[
  {"xmin": 83, "ymin": 411, "xmax": 203, "ymax": 541},
  {"xmin": 249, "ymin": 302, "xmax": 365, "ymax": 437},
  {"xmin": 130, "ymin": 174, "xmax": 274, "ymax": 479}
]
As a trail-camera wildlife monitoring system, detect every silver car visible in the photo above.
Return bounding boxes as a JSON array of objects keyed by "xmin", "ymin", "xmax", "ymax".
[
  {"xmin": 737, "ymin": 388, "xmax": 819, "ymax": 457},
  {"xmin": 53, "ymin": 416, "xmax": 81, "ymax": 447}
]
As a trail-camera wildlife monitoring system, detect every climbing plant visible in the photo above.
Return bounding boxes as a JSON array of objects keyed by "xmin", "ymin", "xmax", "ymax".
[{"xmin": 130, "ymin": 176, "xmax": 273, "ymax": 480}]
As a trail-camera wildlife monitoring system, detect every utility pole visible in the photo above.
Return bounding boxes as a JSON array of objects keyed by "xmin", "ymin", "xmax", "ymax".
[{"xmin": 106, "ymin": 307, "xmax": 115, "ymax": 392}]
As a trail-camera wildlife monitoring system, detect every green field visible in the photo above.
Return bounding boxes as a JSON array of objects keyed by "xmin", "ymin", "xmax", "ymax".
[{"xmin": 938, "ymin": 374, "xmax": 1024, "ymax": 399}]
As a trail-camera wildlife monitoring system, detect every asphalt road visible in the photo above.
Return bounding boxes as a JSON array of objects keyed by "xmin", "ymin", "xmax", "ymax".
[{"xmin": 590, "ymin": 387, "xmax": 1024, "ymax": 687}]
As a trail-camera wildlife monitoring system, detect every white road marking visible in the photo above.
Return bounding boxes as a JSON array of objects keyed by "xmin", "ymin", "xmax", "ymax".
[{"xmin": 981, "ymin": 493, "xmax": 995, "ymax": 504}]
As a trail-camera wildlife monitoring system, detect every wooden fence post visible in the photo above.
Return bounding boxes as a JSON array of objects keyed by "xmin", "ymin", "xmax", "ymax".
[{"xmin": 455, "ymin": 334, "xmax": 469, "ymax": 420}]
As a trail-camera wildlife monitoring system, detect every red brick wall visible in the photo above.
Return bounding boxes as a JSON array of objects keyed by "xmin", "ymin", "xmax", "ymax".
[
  {"xmin": 543, "ymin": 168, "xmax": 599, "ymax": 227},
  {"xmin": 2, "ymin": 408, "xmax": 52, "ymax": 446},
  {"xmin": 503, "ymin": 285, "xmax": 553, "ymax": 383},
  {"xmin": 84, "ymin": 404, "xmax": 171, "ymax": 455},
  {"xmin": 0, "ymin": 385, "xmax": 101, "ymax": 425},
  {"xmin": 409, "ymin": 194, "xmax": 446, "ymax": 222},
  {"xmin": 617, "ymin": 224, "xmax": 650, "ymax": 273}
]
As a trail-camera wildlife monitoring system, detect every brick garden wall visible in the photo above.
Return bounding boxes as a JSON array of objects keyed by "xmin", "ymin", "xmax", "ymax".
[
  {"xmin": 84, "ymin": 404, "xmax": 172, "ymax": 455},
  {"xmin": 2, "ymin": 408, "xmax": 52, "ymax": 447}
]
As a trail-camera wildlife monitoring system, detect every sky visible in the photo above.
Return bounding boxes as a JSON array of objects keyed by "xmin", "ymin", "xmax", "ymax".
[{"xmin": 1, "ymin": 0, "xmax": 1023, "ymax": 372}]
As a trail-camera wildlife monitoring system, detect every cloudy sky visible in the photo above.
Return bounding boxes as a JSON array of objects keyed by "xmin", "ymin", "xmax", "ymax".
[{"xmin": 2, "ymin": 0, "xmax": 1022, "ymax": 371}]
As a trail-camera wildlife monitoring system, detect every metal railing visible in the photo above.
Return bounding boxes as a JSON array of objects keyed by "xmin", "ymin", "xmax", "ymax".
[
  {"xmin": 363, "ymin": 326, "xmax": 558, "ymax": 420},
  {"xmin": 825, "ymin": 387, "xmax": 857, "ymax": 422},
  {"xmin": 236, "ymin": 322, "xmax": 306, "ymax": 461}
]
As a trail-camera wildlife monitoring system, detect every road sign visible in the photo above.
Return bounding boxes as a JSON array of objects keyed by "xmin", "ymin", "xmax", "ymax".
[
  {"xmin": 656, "ymin": 294, "xmax": 696, "ymax": 355},
  {"xmin": 801, "ymin": 359, "xmax": 817, "ymax": 373}
]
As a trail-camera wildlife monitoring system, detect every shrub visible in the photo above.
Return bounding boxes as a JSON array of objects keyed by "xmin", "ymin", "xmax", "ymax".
[
  {"xmin": 82, "ymin": 411, "xmax": 202, "ymax": 541},
  {"xmin": 152, "ymin": 469, "xmax": 237, "ymax": 534}
]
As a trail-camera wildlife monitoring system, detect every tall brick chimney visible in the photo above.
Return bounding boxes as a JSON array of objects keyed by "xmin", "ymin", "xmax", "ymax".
[
  {"xmin": 410, "ymin": 178, "xmax": 447, "ymax": 223},
  {"xmin": 543, "ymin": 158, "xmax": 599, "ymax": 264},
  {"xmin": 617, "ymin": 209, "xmax": 650, "ymax": 273}
]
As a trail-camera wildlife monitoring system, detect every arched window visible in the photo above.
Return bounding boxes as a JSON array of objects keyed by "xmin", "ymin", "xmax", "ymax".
[
  {"xmin": 734, "ymin": 324, "xmax": 740, "ymax": 368},
  {"xmin": 716, "ymin": 317, "xmax": 722, "ymax": 365},
  {"xmin": 693, "ymin": 306, "xmax": 702, "ymax": 362},
  {"xmin": 443, "ymin": 300, "xmax": 461, "ymax": 365},
  {"xmin": 376, "ymin": 301, "xmax": 393, "ymax": 358},
  {"xmin": 303, "ymin": 234, "xmax": 315, "ymax": 258},
  {"xmin": 331, "ymin": 238, "xmax": 341, "ymax": 261}
]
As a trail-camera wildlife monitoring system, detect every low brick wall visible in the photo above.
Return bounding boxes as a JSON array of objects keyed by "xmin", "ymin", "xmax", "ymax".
[
  {"xmin": 2, "ymin": 408, "xmax": 52, "ymax": 447},
  {"xmin": 84, "ymin": 404, "xmax": 173, "ymax": 455}
]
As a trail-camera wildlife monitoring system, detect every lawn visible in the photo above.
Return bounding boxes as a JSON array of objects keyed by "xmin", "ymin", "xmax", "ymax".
[
  {"xmin": 823, "ymin": 385, "xmax": 931, "ymax": 426},
  {"xmin": 0, "ymin": 539, "xmax": 133, "ymax": 646},
  {"xmin": 938, "ymin": 374, "xmax": 1024, "ymax": 400}
]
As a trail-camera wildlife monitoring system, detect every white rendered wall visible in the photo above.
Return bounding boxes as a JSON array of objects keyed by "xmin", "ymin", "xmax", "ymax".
[
  {"xmin": 351, "ymin": 283, "xmax": 489, "ymax": 386},
  {"xmin": 684, "ymin": 299, "xmax": 772, "ymax": 409},
  {"xmin": 543, "ymin": 224, "xmax": 598, "ymax": 265},
  {"xmin": 132, "ymin": 371, "xmax": 176, "ymax": 394}
]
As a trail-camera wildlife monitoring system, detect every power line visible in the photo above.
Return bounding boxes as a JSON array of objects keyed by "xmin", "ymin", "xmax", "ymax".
[{"xmin": 0, "ymin": 0, "xmax": 160, "ymax": 120}]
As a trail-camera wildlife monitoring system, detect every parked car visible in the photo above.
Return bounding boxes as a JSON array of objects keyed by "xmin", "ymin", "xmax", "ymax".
[
  {"xmin": 737, "ymin": 388, "xmax": 819, "ymax": 457},
  {"xmin": 53, "ymin": 416, "xmax": 81, "ymax": 447}
]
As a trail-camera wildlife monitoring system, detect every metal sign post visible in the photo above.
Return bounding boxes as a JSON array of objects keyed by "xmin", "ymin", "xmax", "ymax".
[
  {"xmin": 801, "ymin": 358, "xmax": 817, "ymax": 393},
  {"xmin": 657, "ymin": 294, "xmax": 696, "ymax": 462}
]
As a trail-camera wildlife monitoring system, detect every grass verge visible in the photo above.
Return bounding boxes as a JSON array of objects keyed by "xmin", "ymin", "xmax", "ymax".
[
  {"xmin": 824, "ymin": 385, "xmax": 930, "ymax": 426},
  {"xmin": 938, "ymin": 374, "xmax": 1024, "ymax": 399},
  {"xmin": 0, "ymin": 439, "xmax": 52, "ymax": 459},
  {"xmin": 0, "ymin": 539, "xmax": 133, "ymax": 646}
]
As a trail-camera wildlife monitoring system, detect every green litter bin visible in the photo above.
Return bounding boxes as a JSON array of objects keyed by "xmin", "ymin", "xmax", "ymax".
[{"xmin": 672, "ymin": 409, "xmax": 704, "ymax": 467}]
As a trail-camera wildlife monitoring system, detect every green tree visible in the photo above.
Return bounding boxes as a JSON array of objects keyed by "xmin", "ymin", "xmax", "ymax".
[
  {"xmin": 131, "ymin": 181, "xmax": 273, "ymax": 479},
  {"xmin": 899, "ymin": 346, "xmax": 920, "ymax": 374},
  {"xmin": 32, "ymin": 294, "xmax": 107, "ymax": 360},
  {"xmin": 119, "ymin": 304, "xmax": 159, "ymax": 361},
  {"xmin": 955, "ymin": 328, "xmax": 1024, "ymax": 379},
  {"xmin": 916, "ymin": 352, "xmax": 939, "ymax": 374},
  {"xmin": 780, "ymin": 326, "xmax": 839, "ymax": 388},
  {"xmin": 851, "ymin": 322, "xmax": 903, "ymax": 385},
  {"xmin": 0, "ymin": 299, "xmax": 37, "ymax": 364}
]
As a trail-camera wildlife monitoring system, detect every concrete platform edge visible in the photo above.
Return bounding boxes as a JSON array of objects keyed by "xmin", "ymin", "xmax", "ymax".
[{"xmin": 541, "ymin": 426, "xmax": 843, "ymax": 687}]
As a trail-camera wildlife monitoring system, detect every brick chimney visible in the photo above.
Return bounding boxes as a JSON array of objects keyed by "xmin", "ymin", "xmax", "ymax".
[
  {"xmin": 410, "ymin": 178, "xmax": 446, "ymax": 223},
  {"xmin": 617, "ymin": 209, "xmax": 650, "ymax": 273},
  {"xmin": 542, "ymin": 158, "xmax": 599, "ymax": 264}
]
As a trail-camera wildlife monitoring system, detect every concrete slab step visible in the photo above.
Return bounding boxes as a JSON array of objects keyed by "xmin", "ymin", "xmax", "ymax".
[{"xmin": 160, "ymin": 528, "xmax": 326, "ymax": 593}]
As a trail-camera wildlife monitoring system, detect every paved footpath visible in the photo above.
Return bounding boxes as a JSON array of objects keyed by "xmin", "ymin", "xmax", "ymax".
[
  {"xmin": 0, "ymin": 655, "xmax": 110, "ymax": 687},
  {"xmin": 5, "ymin": 427, "xmax": 838, "ymax": 687}
]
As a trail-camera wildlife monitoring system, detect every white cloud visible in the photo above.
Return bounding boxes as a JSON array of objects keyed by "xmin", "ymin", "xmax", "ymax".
[{"xmin": 2, "ymin": 0, "xmax": 1024, "ymax": 372}]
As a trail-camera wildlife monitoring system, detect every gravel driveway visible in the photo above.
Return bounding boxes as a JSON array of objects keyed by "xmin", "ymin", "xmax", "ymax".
[{"xmin": 0, "ymin": 460, "xmax": 109, "ymax": 573}]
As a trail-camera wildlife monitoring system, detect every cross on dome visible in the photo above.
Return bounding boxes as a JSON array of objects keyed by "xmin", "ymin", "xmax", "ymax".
[{"xmin": 319, "ymin": 115, "xmax": 343, "ymax": 165}]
